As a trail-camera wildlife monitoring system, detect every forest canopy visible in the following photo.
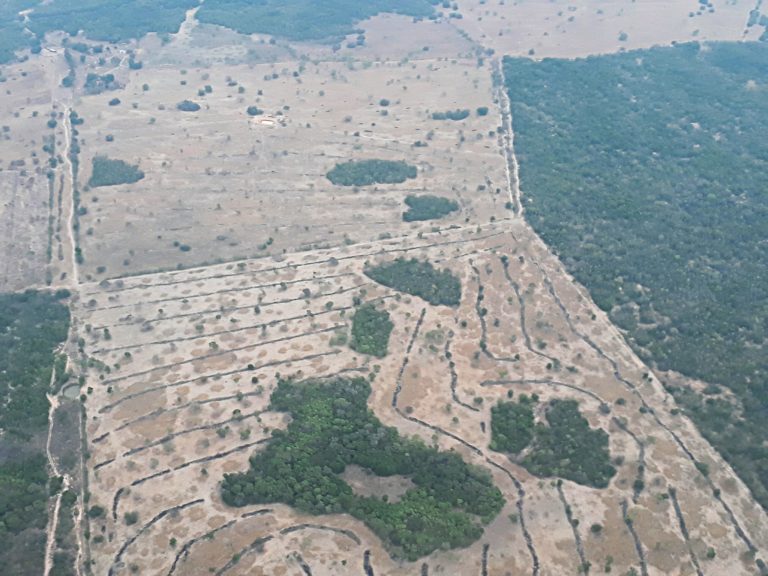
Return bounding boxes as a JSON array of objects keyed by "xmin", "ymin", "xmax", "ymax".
[
  {"xmin": 221, "ymin": 377, "xmax": 504, "ymax": 560},
  {"xmin": 504, "ymin": 41, "xmax": 768, "ymax": 507},
  {"xmin": 197, "ymin": 0, "xmax": 440, "ymax": 42},
  {"xmin": 0, "ymin": 291, "xmax": 70, "ymax": 575}
]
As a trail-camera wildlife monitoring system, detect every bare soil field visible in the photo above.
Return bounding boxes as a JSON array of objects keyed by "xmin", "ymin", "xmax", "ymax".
[
  {"xmin": 76, "ymin": 221, "xmax": 768, "ymax": 576},
  {"xmin": 72, "ymin": 53, "xmax": 506, "ymax": 280}
]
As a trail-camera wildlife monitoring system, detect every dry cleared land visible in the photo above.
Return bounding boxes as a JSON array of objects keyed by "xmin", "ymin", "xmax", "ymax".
[{"xmin": 0, "ymin": 2, "xmax": 766, "ymax": 575}]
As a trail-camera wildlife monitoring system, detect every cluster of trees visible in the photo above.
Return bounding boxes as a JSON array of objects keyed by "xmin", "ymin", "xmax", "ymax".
[
  {"xmin": 88, "ymin": 156, "xmax": 144, "ymax": 188},
  {"xmin": 504, "ymin": 41, "xmax": 768, "ymax": 507},
  {"xmin": 431, "ymin": 109, "xmax": 470, "ymax": 121},
  {"xmin": 197, "ymin": 0, "xmax": 440, "ymax": 42},
  {"xmin": 177, "ymin": 100, "xmax": 201, "ymax": 112},
  {"xmin": 83, "ymin": 73, "xmax": 119, "ymax": 95},
  {"xmin": 490, "ymin": 396, "xmax": 615, "ymax": 488},
  {"xmin": 0, "ymin": 291, "xmax": 70, "ymax": 434},
  {"xmin": 523, "ymin": 400, "xmax": 615, "ymax": 488},
  {"xmin": 246, "ymin": 106, "xmax": 264, "ymax": 116},
  {"xmin": 349, "ymin": 303, "xmax": 393, "ymax": 357},
  {"xmin": 489, "ymin": 394, "xmax": 535, "ymax": 454},
  {"xmin": 327, "ymin": 159, "xmax": 417, "ymax": 186},
  {"xmin": 402, "ymin": 194, "xmax": 459, "ymax": 222},
  {"xmin": 365, "ymin": 258, "xmax": 461, "ymax": 306},
  {"xmin": 221, "ymin": 377, "xmax": 504, "ymax": 560},
  {"xmin": 0, "ymin": 291, "xmax": 70, "ymax": 575}
]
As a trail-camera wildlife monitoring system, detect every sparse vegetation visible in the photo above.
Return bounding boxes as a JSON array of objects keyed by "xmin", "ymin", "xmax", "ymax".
[{"xmin": 365, "ymin": 258, "xmax": 461, "ymax": 307}]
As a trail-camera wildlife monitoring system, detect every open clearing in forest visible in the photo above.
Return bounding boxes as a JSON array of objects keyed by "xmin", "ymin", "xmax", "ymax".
[{"xmin": 72, "ymin": 53, "xmax": 506, "ymax": 280}]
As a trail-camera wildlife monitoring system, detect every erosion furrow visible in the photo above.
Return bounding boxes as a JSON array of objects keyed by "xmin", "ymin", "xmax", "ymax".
[
  {"xmin": 668, "ymin": 487, "xmax": 704, "ymax": 576},
  {"xmin": 108, "ymin": 498, "xmax": 204, "ymax": 576}
]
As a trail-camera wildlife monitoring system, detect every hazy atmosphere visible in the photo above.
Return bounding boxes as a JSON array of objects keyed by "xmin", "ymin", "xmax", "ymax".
[{"xmin": 0, "ymin": 1, "xmax": 766, "ymax": 575}]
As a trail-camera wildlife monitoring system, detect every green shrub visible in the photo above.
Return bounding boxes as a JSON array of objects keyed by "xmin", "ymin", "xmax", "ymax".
[{"xmin": 176, "ymin": 100, "xmax": 201, "ymax": 112}]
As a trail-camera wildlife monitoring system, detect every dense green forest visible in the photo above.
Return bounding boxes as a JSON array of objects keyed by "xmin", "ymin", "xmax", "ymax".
[
  {"xmin": 0, "ymin": 0, "xmax": 443, "ymax": 64},
  {"xmin": 88, "ymin": 156, "xmax": 144, "ymax": 188},
  {"xmin": 198, "ymin": 0, "xmax": 439, "ymax": 42},
  {"xmin": 365, "ymin": 258, "xmax": 461, "ymax": 306},
  {"xmin": 28, "ymin": 0, "xmax": 198, "ymax": 43},
  {"xmin": 402, "ymin": 194, "xmax": 459, "ymax": 222},
  {"xmin": 327, "ymin": 159, "xmax": 418, "ymax": 186},
  {"xmin": 489, "ymin": 394, "xmax": 535, "ymax": 454},
  {"xmin": 221, "ymin": 377, "xmax": 504, "ymax": 560},
  {"xmin": 0, "ymin": 291, "xmax": 71, "ymax": 434},
  {"xmin": 0, "ymin": 1, "xmax": 39, "ymax": 63},
  {"xmin": 504, "ymin": 42, "xmax": 768, "ymax": 506},
  {"xmin": 0, "ymin": 291, "xmax": 70, "ymax": 575},
  {"xmin": 349, "ymin": 303, "xmax": 393, "ymax": 357},
  {"xmin": 490, "ymin": 396, "xmax": 615, "ymax": 488}
]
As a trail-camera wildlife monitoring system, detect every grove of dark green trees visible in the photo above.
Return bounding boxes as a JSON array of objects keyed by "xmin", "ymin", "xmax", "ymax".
[
  {"xmin": 490, "ymin": 396, "xmax": 615, "ymax": 488},
  {"xmin": 198, "ymin": 0, "xmax": 440, "ymax": 42},
  {"xmin": 402, "ymin": 194, "xmax": 459, "ymax": 222},
  {"xmin": 0, "ymin": 291, "xmax": 70, "ymax": 575},
  {"xmin": 504, "ymin": 41, "xmax": 768, "ymax": 508},
  {"xmin": 221, "ymin": 377, "xmax": 504, "ymax": 560},
  {"xmin": 349, "ymin": 303, "xmax": 393, "ymax": 357},
  {"xmin": 365, "ymin": 258, "xmax": 461, "ymax": 306},
  {"xmin": 327, "ymin": 159, "xmax": 417, "ymax": 187},
  {"xmin": 88, "ymin": 156, "xmax": 144, "ymax": 188}
]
